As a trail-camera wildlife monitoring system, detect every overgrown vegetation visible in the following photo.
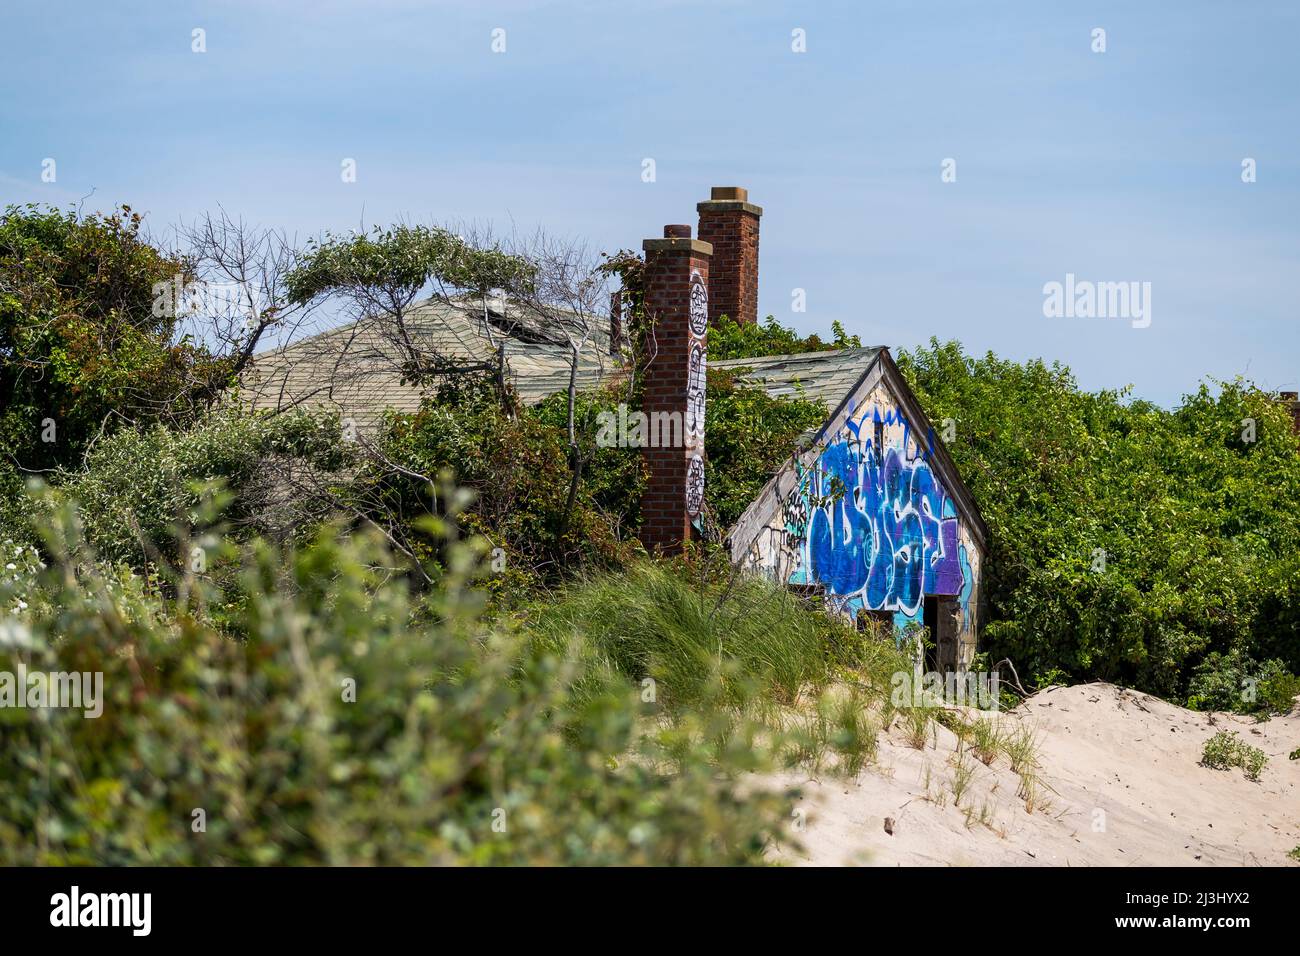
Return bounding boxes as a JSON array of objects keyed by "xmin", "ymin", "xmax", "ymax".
[
  {"xmin": 0, "ymin": 491, "xmax": 807, "ymax": 865},
  {"xmin": 526, "ymin": 562, "xmax": 898, "ymax": 714},
  {"xmin": 900, "ymin": 339, "xmax": 1300, "ymax": 706},
  {"xmin": 0, "ymin": 204, "xmax": 225, "ymax": 478},
  {"xmin": 709, "ymin": 314, "xmax": 862, "ymax": 361},
  {"xmin": 55, "ymin": 409, "xmax": 350, "ymax": 565},
  {"xmin": 350, "ymin": 368, "xmax": 826, "ymax": 593},
  {"xmin": 7, "ymin": 200, "xmax": 1298, "ymax": 865}
]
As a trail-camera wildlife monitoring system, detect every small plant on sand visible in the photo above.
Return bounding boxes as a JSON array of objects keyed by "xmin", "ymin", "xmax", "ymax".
[
  {"xmin": 1001, "ymin": 724, "xmax": 1040, "ymax": 775},
  {"xmin": 995, "ymin": 723, "xmax": 1046, "ymax": 812},
  {"xmin": 921, "ymin": 761, "xmax": 948, "ymax": 808},
  {"xmin": 901, "ymin": 705, "xmax": 934, "ymax": 749},
  {"xmin": 1288, "ymin": 846, "xmax": 1300, "ymax": 862},
  {"xmin": 949, "ymin": 744, "xmax": 976, "ymax": 805},
  {"xmin": 1200, "ymin": 730, "xmax": 1268, "ymax": 781},
  {"xmin": 969, "ymin": 718, "xmax": 1001, "ymax": 765},
  {"xmin": 826, "ymin": 687, "xmax": 879, "ymax": 776},
  {"xmin": 790, "ymin": 710, "xmax": 830, "ymax": 771},
  {"xmin": 1017, "ymin": 770, "xmax": 1045, "ymax": 813},
  {"xmin": 963, "ymin": 799, "xmax": 995, "ymax": 831}
]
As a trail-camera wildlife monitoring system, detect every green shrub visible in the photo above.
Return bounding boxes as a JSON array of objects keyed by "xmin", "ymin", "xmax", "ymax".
[
  {"xmin": 45, "ymin": 408, "xmax": 350, "ymax": 568},
  {"xmin": 1256, "ymin": 661, "xmax": 1300, "ymax": 716},
  {"xmin": 363, "ymin": 386, "xmax": 639, "ymax": 591},
  {"xmin": 1187, "ymin": 650, "xmax": 1299, "ymax": 716},
  {"xmin": 899, "ymin": 339, "xmax": 1300, "ymax": 697},
  {"xmin": 1199, "ymin": 730, "xmax": 1268, "ymax": 781},
  {"xmin": 0, "ymin": 204, "xmax": 236, "ymax": 474},
  {"xmin": 0, "ymin": 493, "xmax": 797, "ymax": 866},
  {"xmin": 709, "ymin": 314, "xmax": 861, "ymax": 361}
]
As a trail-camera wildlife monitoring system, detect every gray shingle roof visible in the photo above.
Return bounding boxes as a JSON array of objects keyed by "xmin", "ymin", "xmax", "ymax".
[
  {"xmin": 243, "ymin": 296, "xmax": 615, "ymax": 429},
  {"xmin": 243, "ymin": 300, "xmax": 881, "ymax": 429},
  {"xmin": 711, "ymin": 347, "xmax": 883, "ymax": 410}
]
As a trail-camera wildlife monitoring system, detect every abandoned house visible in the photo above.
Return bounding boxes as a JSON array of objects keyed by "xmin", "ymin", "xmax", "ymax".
[{"xmin": 244, "ymin": 186, "xmax": 989, "ymax": 671}]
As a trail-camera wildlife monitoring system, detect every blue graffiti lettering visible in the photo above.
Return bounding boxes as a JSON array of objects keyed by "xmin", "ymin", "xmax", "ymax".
[{"xmin": 792, "ymin": 411, "xmax": 965, "ymax": 622}]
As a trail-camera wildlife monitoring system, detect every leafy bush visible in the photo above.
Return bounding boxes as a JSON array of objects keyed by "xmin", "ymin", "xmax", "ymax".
[
  {"xmin": 1188, "ymin": 651, "xmax": 1300, "ymax": 715},
  {"xmin": 899, "ymin": 339, "xmax": 1300, "ymax": 697},
  {"xmin": 362, "ymin": 386, "xmax": 640, "ymax": 593},
  {"xmin": 0, "ymin": 492, "xmax": 798, "ymax": 865},
  {"xmin": 1199, "ymin": 730, "xmax": 1268, "ymax": 781},
  {"xmin": 43, "ymin": 408, "xmax": 351, "ymax": 568},
  {"xmin": 0, "ymin": 204, "xmax": 225, "ymax": 473},
  {"xmin": 709, "ymin": 314, "xmax": 861, "ymax": 361},
  {"xmin": 1256, "ymin": 662, "xmax": 1300, "ymax": 715}
]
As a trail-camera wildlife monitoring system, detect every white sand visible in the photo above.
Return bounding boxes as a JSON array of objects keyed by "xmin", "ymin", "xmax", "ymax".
[{"xmin": 769, "ymin": 682, "xmax": 1299, "ymax": 866}]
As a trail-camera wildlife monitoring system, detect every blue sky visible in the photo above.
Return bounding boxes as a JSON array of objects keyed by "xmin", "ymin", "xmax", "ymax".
[{"xmin": 3, "ymin": 0, "xmax": 1297, "ymax": 406}]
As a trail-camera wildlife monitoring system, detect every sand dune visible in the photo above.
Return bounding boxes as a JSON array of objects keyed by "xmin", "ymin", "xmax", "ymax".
[{"xmin": 772, "ymin": 682, "xmax": 1299, "ymax": 866}]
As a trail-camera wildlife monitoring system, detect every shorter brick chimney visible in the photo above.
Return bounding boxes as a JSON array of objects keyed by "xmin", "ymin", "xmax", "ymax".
[
  {"xmin": 640, "ymin": 225, "xmax": 711, "ymax": 555},
  {"xmin": 697, "ymin": 186, "xmax": 762, "ymax": 327}
]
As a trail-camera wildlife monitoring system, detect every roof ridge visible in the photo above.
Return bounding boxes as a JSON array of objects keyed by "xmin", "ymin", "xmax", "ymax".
[{"xmin": 711, "ymin": 345, "xmax": 886, "ymax": 365}]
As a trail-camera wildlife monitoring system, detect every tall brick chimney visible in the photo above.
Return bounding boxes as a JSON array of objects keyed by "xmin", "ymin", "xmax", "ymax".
[
  {"xmin": 640, "ymin": 224, "xmax": 711, "ymax": 555},
  {"xmin": 696, "ymin": 186, "xmax": 761, "ymax": 327}
]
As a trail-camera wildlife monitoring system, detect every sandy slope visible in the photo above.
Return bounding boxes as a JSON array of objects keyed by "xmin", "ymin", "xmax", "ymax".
[{"xmin": 769, "ymin": 682, "xmax": 1300, "ymax": 866}]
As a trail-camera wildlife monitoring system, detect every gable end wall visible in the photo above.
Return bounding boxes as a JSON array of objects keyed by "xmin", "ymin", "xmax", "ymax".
[{"xmin": 729, "ymin": 354, "xmax": 985, "ymax": 669}]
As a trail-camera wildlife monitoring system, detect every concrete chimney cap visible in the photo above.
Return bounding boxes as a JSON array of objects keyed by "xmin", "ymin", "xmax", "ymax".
[{"xmin": 697, "ymin": 186, "xmax": 763, "ymax": 217}]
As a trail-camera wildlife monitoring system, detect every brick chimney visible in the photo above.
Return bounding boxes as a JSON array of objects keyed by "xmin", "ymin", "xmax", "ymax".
[
  {"xmin": 640, "ymin": 224, "xmax": 711, "ymax": 555},
  {"xmin": 696, "ymin": 186, "xmax": 762, "ymax": 327}
]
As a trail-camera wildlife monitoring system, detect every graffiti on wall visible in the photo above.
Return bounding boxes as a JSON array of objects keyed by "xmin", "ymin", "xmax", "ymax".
[
  {"xmin": 685, "ymin": 270, "xmax": 708, "ymax": 517},
  {"xmin": 783, "ymin": 398, "xmax": 969, "ymax": 626}
]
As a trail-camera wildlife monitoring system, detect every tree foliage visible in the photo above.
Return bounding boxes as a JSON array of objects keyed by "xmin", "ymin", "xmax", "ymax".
[
  {"xmin": 0, "ymin": 204, "xmax": 224, "ymax": 474},
  {"xmin": 56, "ymin": 409, "xmax": 351, "ymax": 566},
  {"xmin": 359, "ymin": 383, "xmax": 639, "ymax": 593},
  {"xmin": 709, "ymin": 314, "xmax": 861, "ymax": 361},
  {"xmin": 898, "ymin": 339, "xmax": 1300, "ymax": 700},
  {"xmin": 285, "ymin": 225, "xmax": 534, "ymax": 307}
]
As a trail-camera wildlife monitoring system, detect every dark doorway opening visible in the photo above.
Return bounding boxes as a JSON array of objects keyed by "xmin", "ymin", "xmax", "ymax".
[
  {"xmin": 923, "ymin": 597, "xmax": 939, "ymax": 671},
  {"xmin": 923, "ymin": 595, "xmax": 960, "ymax": 674}
]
